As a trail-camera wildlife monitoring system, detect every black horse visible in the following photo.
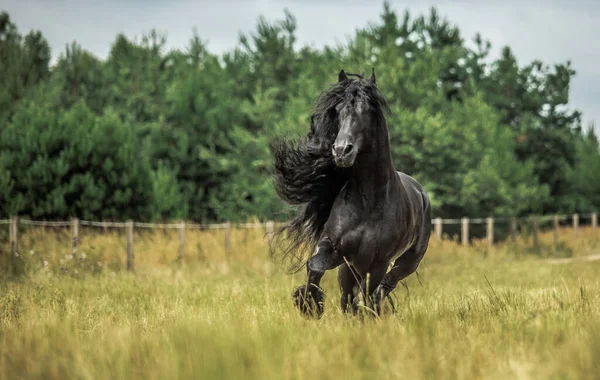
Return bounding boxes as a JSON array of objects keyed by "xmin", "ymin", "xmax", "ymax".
[{"xmin": 270, "ymin": 69, "xmax": 431, "ymax": 318}]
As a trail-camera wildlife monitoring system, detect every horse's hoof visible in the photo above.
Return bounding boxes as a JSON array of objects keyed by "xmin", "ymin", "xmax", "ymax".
[{"xmin": 292, "ymin": 284, "xmax": 325, "ymax": 319}]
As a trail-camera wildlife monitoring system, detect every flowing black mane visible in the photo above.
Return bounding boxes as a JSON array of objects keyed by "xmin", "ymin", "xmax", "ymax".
[{"xmin": 269, "ymin": 74, "xmax": 391, "ymax": 273}]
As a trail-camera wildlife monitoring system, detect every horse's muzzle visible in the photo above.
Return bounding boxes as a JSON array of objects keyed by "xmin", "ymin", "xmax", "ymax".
[{"xmin": 332, "ymin": 143, "xmax": 356, "ymax": 167}]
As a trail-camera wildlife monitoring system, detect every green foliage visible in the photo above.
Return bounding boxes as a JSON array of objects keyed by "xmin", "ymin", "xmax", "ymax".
[
  {"xmin": 148, "ymin": 162, "xmax": 187, "ymax": 221},
  {"xmin": 50, "ymin": 42, "xmax": 108, "ymax": 114},
  {"xmin": 0, "ymin": 11, "xmax": 51, "ymax": 122},
  {"xmin": 561, "ymin": 128, "xmax": 600, "ymax": 212},
  {"xmin": 387, "ymin": 94, "xmax": 548, "ymax": 218},
  {"xmin": 0, "ymin": 2, "xmax": 597, "ymax": 223},
  {"xmin": 0, "ymin": 101, "xmax": 154, "ymax": 220}
]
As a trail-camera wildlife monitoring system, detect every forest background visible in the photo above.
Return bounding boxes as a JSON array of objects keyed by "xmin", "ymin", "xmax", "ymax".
[{"xmin": 1, "ymin": 2, "xmax": 598, "ymax": 224}]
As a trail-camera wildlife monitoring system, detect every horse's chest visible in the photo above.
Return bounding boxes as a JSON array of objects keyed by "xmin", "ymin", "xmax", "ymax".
[
  {"xmin": 328, "ymin": 187, "xmax": 419, "ymax": 264},
  {"xmin": 336, "ymin": 215, "xmax": 409, "ymax": 263}
]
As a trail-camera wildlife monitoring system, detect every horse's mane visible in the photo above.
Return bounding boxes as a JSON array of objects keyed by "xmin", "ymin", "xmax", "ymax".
[{"xmin": 269, "ymin": 72, "xmax": 391, "ymax": 273}]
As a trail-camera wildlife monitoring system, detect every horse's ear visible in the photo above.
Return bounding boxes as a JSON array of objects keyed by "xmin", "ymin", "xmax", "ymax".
[
  {"xmin": 368, "ymin": 68, "xmax": 376, "ymax": 85},
  {"xmin": 338, "ymin": 69, "xmax": 348, "ymax": 82}
]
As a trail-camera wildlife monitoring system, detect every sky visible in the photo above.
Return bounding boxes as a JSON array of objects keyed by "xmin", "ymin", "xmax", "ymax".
[{"xmin": 3, "ymin": 0, "xmax": 599, "ymax": 132}]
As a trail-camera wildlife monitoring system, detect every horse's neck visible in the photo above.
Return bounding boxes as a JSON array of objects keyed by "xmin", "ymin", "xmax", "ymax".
[{"xmin": 350, "ymin": 127, "xmax": 397, "ymax": 200}]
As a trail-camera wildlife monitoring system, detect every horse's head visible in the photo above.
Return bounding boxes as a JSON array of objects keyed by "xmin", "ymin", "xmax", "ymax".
[{"xmin": 331, "ymin": 68, "xmax": 380, "ymax": 168}]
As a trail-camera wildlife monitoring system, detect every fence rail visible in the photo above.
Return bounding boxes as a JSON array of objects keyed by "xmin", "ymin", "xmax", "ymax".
[{"xmin": 2, "ymin": 212, "xmax": 598, "ymax": 271}]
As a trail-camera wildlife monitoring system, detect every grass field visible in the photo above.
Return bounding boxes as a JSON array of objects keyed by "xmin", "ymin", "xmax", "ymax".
[{"xmin": 1, "ymin": 224, "xmax": 600, "ymax": 379}]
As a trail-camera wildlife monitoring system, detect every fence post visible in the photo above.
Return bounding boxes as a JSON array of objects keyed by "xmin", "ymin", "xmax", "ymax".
[
  {"xmin": 126, "ymin": 220, "xmax": 134, "ymax": 271},
  {"xmin": 510, "ymin": 217, "xmax": 517, "ymax": 242},
  {"xmin": 224, "ymin": 222, "xmax": 231, "ymax": 254},
  {"xmin": 573, "ymin": 213, "xmax": 579, "ymax": 236},
  {"xmin": 553, "ymin": 214, "xmax": 559, "ymax": 246},
  {"xmin": 461, "ymin": 217, "xmax": 469, "ymax": 246},
  {"xmin": 486, "ymin": 217, "xmax": 494, "ymax": 246},
  {"xmin": 592, "ymin": 213, "xmax": 598, "ymax": 229},
  {"xmin": 532, "ymin": 216, "xmax": 539, "ymax": 249},
  {"xmin": 71, "ymin": 217, "xmax": 79, "ymax": 257},
  {"xmin": 10, "ymin": 216, "xmax": 18, "ymax": 256},
  {"xmin": 178, "ymin": 222, "xmax": 185, "ymax": 262},
  {"xmin": 434, "ymin": 218, "xmax": 442, "ymax": 240},
  {"xmin": 266, "ymin": 221, "xmax": 275, "ymax": 245}
]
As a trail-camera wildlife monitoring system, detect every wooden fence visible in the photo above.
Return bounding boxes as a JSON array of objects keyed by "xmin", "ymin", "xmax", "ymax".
[{"xmin": 1, "ymin": 212, "xmax": 598, "ymax": 271}]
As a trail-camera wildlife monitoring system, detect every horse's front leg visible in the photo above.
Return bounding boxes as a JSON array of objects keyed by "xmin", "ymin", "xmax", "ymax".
[
  {"xmin": 293, "ymin": 238, "xmax": 343, "ymax": 319},
  {"xmin": 350, "ymin": 261, "xmax": 388, "ymax": 316}
]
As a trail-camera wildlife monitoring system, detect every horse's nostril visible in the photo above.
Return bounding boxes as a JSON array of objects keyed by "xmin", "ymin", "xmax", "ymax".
[{"xmin": 343, "ymin": 144, "xmax": 354, "ymax": 155}]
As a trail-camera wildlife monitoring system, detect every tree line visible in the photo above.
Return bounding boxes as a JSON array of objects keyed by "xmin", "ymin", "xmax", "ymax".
[{"xmin": 1, "ymin": 3, "xmax": 599, "ymax": 223}]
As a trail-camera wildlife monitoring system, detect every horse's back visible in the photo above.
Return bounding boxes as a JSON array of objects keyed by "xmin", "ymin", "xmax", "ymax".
[
  {"xmin": 396, "ymin": 171, "xmax": 424, "ymax": 190},
  {"xmin": 396, "ymin": 170, "xmax": 428, "ymax": 200}
]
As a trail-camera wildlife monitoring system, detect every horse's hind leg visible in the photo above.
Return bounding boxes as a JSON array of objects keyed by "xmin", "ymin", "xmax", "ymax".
[{"xmin": 372, "ymin": 240, "xmax": 429, "ymax": 314}]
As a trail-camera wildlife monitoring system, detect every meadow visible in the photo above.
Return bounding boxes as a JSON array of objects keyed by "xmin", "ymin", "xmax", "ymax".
[{"xmin": 1, "ymin": 223, "xmax": 599, "ymax": 379}]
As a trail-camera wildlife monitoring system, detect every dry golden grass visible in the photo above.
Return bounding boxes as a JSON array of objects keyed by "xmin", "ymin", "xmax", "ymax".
[
  {"xmin": 6, "ymin": 220, "xmax": 599, "ymax": 271},
  {"xmin": 1, "ymin": 223, "xmax": 599, "ymax": 379}
]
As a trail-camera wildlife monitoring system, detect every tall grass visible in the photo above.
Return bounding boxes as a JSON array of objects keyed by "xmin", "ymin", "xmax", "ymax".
[{"xmin": 1, "ymin": 224, "xmax": 599, "ymax": 379}]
